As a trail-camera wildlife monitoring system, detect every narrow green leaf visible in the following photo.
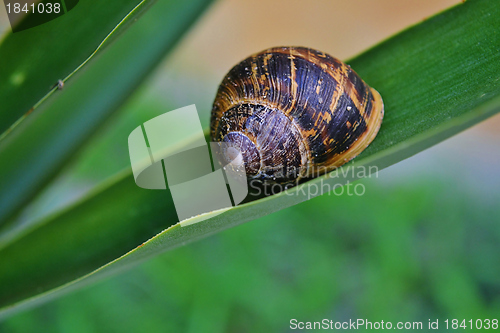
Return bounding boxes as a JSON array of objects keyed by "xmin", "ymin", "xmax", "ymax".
[
  {"xmin": 0, "ymin": 0, "xmax": 214, "ymax": 225},
  {"xmin": 1, "ymin": 0, "xmax": 499, "ymax": 320},
  {"xmin": 0, "ymin": 0, "xmax": 153, "ymax": 136}
]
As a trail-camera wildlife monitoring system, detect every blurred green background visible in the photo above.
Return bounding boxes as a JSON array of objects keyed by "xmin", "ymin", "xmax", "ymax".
[{"xmin": 1, "ymin": 0, "xmax": 499, "ymax": 331}]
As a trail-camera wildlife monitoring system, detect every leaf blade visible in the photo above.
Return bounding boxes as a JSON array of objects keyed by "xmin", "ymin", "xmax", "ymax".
[{"xmin": 0, "ymin": 0, "xmax": 154, "ymax": 136}]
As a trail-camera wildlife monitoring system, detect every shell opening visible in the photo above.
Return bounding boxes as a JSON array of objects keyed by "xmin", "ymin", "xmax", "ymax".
[{"xmin": 222, "ymin": 132, "xmax": 261, "ymax": 175}]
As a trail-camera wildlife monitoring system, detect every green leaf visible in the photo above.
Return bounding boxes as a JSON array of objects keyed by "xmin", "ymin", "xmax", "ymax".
[
  {"xmin": 0, "ymin": 0, "xmax": 153, "ymax": 136},
  {"xmin": 0, "ymin": 0, "xmax": 214, "ymax": 224},
  {"xmin": 1, "ymin": 0, "xmax": 499, "ymax": 319}
]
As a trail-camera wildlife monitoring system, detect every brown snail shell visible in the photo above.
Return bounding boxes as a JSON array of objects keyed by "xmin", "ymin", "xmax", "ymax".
[{"xmin": 210, "ymin": 46, "xmax": 384, "ymax": 185}]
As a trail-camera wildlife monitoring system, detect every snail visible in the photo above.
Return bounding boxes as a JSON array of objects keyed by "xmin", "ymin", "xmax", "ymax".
[{"xmin": 210, "ymin": 46, "xmax": 384, "ymax": 186}]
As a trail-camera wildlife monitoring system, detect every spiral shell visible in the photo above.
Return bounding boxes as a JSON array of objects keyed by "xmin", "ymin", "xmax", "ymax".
[{"xmin": 210, "ymin": 46, "xmax": 384, "ymax": 184}]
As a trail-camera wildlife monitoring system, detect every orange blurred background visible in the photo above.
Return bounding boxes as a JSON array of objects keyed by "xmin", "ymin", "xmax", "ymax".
[{"xmin": 149, "ymin": 0, "xmax": 500, "ymax": 134}]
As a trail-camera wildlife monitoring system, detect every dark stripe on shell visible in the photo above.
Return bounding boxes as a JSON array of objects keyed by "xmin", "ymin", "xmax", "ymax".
[{"xmin": 210, "ymin": 46, "xmax": 383, "ymax": 183}]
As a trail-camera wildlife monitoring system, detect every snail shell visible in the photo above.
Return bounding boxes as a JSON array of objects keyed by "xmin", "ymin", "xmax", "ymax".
[{"xmin": 210, "ymin": 46, "xmax": 384, "ymax": 184}]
